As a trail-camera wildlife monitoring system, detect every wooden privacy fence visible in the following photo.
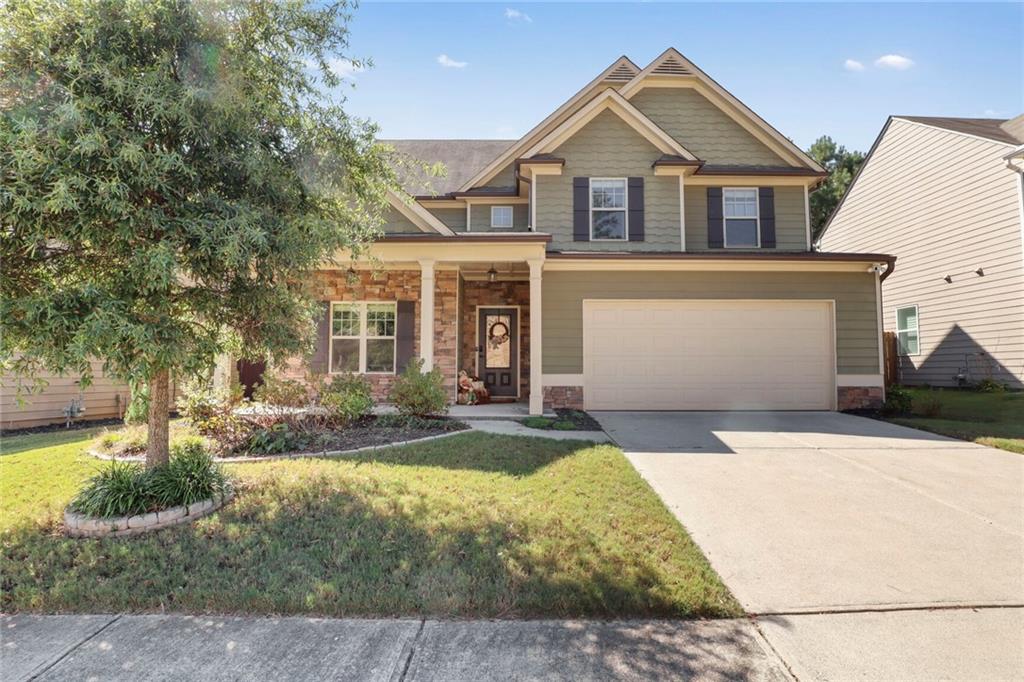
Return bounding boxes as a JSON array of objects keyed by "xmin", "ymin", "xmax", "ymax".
[{"xmin": 882, "ymin": 331, "xmax": 899, "ymax": 386}]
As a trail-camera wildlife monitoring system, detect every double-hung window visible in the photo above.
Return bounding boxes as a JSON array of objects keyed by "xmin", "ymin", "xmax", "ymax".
[
  {"xmin": 490, "ymin": 206, "xmax": 513, "ymax": 229},
  {"xmin": 330, "ymin": 302, "xmax": 397, "ymax": 373},
  {"xmin": 896, "ymin": 305, "xmax": 920, "ymax": 355},
  {"xmin": 590, "ymin": 178, "xmax": 627, "ymax": 240},
  {"xmin": 723, "ymin": 188, "xmax": 759, "ymax": 248}
]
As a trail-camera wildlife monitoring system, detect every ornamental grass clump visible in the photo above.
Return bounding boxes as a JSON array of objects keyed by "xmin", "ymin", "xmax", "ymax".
[{"xmin": 70, "ymin": 441, "xmax": 232, "ymax": 519}]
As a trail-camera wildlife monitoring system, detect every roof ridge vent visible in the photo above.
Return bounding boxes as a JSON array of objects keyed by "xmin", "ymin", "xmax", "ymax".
[
  {"xmin": 652, "ymin": 54, "xmax": 691, "ymax": 76},
  {"xmin": 605, "ymin": 61, "xmax": 639, "ymax": 82}
]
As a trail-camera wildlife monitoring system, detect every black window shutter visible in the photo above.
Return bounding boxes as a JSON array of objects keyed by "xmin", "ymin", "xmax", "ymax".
[
  {"xmin": 395, "ymin": 300, "xmax": 416, "ymax": 372},
  {"xmin": 758, "ymin": 187, "xmax": 776, "ymax": 248},
  {"xmin": 627, "ymin": 177, "xmax": 644, "ymax": 241},
  {"xmin": 309, "ymin": 302, "xmax": 331, "ymax": 374},
  {"xmin": 707, "ymin": 187, "xmax": 724, "ymax": 248},
  {"xmin": 572, "ymin": 177, "xmax": 590, "ymax": 241}
]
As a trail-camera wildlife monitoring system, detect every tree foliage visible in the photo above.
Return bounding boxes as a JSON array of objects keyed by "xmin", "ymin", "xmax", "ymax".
[
  {"xmin": 806, "ymin": 135, "xmax": 865, "ymax": 242},
  {"xmin": 1, "ymin": 0, "xmax": 402, "ymax": 463}
]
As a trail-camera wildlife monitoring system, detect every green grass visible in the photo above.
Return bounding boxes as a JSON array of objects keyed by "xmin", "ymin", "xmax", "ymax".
[
  {"xmin": 887, "ymin": 388, "xmax": 1024, "ymax": 454},
  {"xmin": 0, "ymin": 428, "xmax": 738, "ymax": 619}
]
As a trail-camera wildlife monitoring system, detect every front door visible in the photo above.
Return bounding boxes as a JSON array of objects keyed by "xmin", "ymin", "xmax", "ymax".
[{"xmin": 478, "ymin": 307, "xmax": 519, "ymax": 398}]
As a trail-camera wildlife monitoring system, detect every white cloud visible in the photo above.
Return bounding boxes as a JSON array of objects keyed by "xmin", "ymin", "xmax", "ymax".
[
  {"xmin": 326, "ymin": 58, "xmax": 363, "ymax": 80},
  {"xmin": 844, "ymin": 59, "xmax": 865, "ymax": 72},
  {"xmin": 437, "ymin": 54, "xmax": 468, "ymax": 69},
  {"xmin": 874, "ymin": 54, "xmax": 915, "ymax": 70},
  {"xmin": 504, "ymin": 8, "xmax": 532, "ymax": 23},
  {"xmin": 983, "ymin": 109, "xmax": 1003, "ymax": 117}
]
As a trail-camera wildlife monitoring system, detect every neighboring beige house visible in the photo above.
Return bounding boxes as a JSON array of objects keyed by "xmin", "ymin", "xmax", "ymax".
[
  {"xmin": 250, "ymin": 48, "xmax": 894, "ymax": 413},
  {"xmin": 1, "ymin": 360, "xmax": 130, "ymax": 429},
  {"xmin": 821, "ymin": 115, "xmax": 1024, "ymax": 389}
]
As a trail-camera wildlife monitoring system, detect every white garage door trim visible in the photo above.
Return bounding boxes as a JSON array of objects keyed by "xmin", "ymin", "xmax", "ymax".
[{"xmin": 582, "ymin": 299, "xmax": 837, "ymax": 411}]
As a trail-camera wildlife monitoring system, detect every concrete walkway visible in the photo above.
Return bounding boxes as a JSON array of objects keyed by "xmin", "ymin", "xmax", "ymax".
[
  {"xmin": 594, "ymin": 410, "xmax": 1024, "ymax": 680},
  {"xmin": 469, "ymin": 419, "xmax": 611, "ymax": 442},
  {"xmin": 1, "ymin": 614, "xmax": 786, "ymax": 681}
]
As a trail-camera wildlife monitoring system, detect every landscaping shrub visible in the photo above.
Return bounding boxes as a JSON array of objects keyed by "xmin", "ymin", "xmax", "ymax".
[
  {"xmin": 149, "ymin": 440, "xmax": 231, "ymax": 507},
  {"xmin": 389, "ymin": 359, "xmax": 448, "ymax": 416},
  {"xmin": 916, "ymin": 392, "xmax": 944, "ymax": 418},
  {"xmin": 70, "ymin": 443, "xmax": 231, "ymax": 518},
  {"xmin": 244, "ymin": 422, "xmax": 309, "ymax": 455},
  {"xmin": 552, "ymin": 420, "xmax": 577, "ymax": 431},
  {"xmin": 882, "ymin": 385, "xmax": 913, "ymax": 415},
  {"xmin": 70, "ymin": 461, "xmax": 151, "ymax": 518},
  {"xmin": 321, "ymin": 373, "xmax": 374, "ymax": 426},
  {"xmin": 253, "ymin": 375, "xmax": 308, "ymax": 407},
  {"xmin": 179, "ymin": 384, "xmax": 251, "ymax": 455},
  {"xmin": 975, "ymin": 378, "xmax": 1008, "ymax": 393}
]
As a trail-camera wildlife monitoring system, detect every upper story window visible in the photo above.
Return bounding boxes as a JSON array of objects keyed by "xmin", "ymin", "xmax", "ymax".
[
  {"xmin": 590, "ymin": 178, "xmax": 627, "ymax": 240},
  {"xmin": 330, "ymin": 302, "xmax": 397, "ymax": 374},
  {"xmin": 491, "ymin": 206, "xmax": 513, "ymax": 229},
  {"xmin": 723, "ymin": 188, "xmax": 759, "ymax": 248},
  {"xmin": 896, "ymin": 305, "xmax": 920, "ymax": 356}
]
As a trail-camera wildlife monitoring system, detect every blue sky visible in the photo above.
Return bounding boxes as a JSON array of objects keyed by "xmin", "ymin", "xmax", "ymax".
[{"xmin": 334, "ymin": 2, "xmax": 1023, "ymax": 152}]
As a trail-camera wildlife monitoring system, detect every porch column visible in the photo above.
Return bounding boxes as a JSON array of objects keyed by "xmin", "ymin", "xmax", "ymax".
[
  {"xmin": 419, "ymin": 259, "xmax": 435, "ymax": 370},
  {"xmin": 528, "ymin": 258, "xmax": 544, "ymax": 415}
]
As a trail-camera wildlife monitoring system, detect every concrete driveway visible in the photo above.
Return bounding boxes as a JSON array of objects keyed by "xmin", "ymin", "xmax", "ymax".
[{"xmin": 595, "ymin": 411, "xmax": 1024, "ymax": 679}]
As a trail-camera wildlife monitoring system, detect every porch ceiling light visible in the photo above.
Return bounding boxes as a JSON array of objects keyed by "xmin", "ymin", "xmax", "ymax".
[{"xmin": 487, "ymin": 264, "xmax": 497, "ymax": 282}]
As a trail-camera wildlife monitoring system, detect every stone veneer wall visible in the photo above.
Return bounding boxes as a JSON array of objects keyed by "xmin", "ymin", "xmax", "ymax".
[
  {"xmin": 459, "ymin": 280, "xmax": 531, "ymax": 399},
  {"xmin": 837, "ymin": 386, "xmax": 884, "ymax": 411},
  {"xmin": 543, "ymin": 386, "xmax": 584, "ymax": 411},
  {"xmin": 278, "ymin": 269, "xmax": 458, "ymax": 402}
]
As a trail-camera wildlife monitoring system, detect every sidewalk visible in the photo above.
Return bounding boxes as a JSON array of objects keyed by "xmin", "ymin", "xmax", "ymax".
[{"xmin": 2, "ymin": 614, "xmax": 786, "ymax": 681}]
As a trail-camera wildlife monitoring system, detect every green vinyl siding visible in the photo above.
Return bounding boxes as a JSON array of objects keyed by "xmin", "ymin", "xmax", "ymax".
[
  {"xmin": 469, "ymin": 203, "xmax": 529, "ymax": 231},
  {"xmin": 630, "ymin": 88, "xmax": 786, "ymax": 166},
  {"xmin": 536, "ymin": 110, "xmax": 681, "ymax": 251},
  {"xmin": 685, "ymin": 185, "xmax": 808, "ymax": 251},
  {"xmin": 427, "ymin": 207, "xmax": 467, "ymax": 232},
  {"xmin": 542, "ymin": 270, "xmax": 879, "ymax": 374},
  {"xmin": 381, "ymin": 207, "xmax": 421, "ymax": 234}
]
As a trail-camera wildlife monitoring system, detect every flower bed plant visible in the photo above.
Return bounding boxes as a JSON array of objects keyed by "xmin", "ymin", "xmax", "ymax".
[{"xmin": 71, "ymin": 441, "xmax": 233, "ymax": 519}]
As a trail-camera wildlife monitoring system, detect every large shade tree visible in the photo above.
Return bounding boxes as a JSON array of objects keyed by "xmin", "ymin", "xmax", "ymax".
[
  {"xmin": 1, "ymin": 0, "xmax": 402, "ymax": 466},
  {"xmin": 806, "ymin": 135, "xmax": 865, "ymax": 242}
]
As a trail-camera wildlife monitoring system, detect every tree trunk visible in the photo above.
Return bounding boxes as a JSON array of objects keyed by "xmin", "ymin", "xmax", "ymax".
[{"xmin": 146, "ymin": 368, "xmax": 170, "ymax": 469}]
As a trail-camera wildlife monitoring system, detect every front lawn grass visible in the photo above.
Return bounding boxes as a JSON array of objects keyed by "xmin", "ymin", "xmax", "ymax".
[
  {"xmin": 886, "ymin": 388, "xmax": 1024, "ymax": 454},
  {"xmin": 0, "ymin": 429, "xmax": 739, "ymax": 619}
]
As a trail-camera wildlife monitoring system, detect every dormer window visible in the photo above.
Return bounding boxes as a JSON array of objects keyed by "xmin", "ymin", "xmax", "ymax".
[
  {"xmin": 723, "ymin": 188, "xmax": 760, "ymax": 248},
  {"xmin": 490, "ymin": 206, "xmax": 513, "ymax": 229},
  {"xmin": 590, "ymin": 178, "xmax": 627, "ymax": 240}
]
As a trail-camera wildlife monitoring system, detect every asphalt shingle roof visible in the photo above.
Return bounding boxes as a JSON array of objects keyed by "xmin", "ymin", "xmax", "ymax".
[
  {"xmin": 897, "ymin": 116, "xmax": 1020, "ymax": 145},
  {"xmin": 383, "ymin": 139, "xmax": 516, "ymax": 196}
]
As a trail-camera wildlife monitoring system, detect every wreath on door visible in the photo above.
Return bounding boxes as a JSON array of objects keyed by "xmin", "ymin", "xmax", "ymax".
[{"xmin": 487, "ymin": 321, "xmax": 510, "ymax": 349}]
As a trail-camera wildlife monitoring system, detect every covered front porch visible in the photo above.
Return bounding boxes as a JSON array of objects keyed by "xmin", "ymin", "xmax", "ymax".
[{"xmin": 343, "ymin": 234, "xmax": 549, "ymax": 415}]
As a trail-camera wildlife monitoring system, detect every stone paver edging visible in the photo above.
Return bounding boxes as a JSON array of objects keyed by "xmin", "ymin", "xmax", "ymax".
[
  {"xmin": 64, "ymin": 493, "xmax": 233, "ymax": 538},
  {"xmin": 87, "ymin": 429, "xmax": 468, "ymax": 464}
]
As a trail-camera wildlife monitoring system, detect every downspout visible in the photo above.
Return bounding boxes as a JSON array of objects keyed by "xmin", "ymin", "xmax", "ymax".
[{"xmin": 514, "ymin": 160, "xmax": 534, "ymax": 231}]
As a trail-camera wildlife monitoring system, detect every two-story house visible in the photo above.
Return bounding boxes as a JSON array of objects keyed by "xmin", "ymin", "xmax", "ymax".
[
  {"xmin": 273, "ymin": 48, "xmax": 894, "ymax": 415},
  {"xmin": 821, "ymin": 115, "xmax": 1024, "ymax": 389}
]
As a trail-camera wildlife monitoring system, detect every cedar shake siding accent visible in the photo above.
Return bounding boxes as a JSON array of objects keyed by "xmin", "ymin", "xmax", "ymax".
[
  {"xmin": 685, "ymin": 185, "xmax": 808, "ymax": 251},
  {"xmin": 541, "ymin": 270, "xmax": 879, "ymax": 375},
  {"xmin": 536, "ymin": 110, "xmax": 681, "ymax": 251},
  {"xmin": 630, "ymin": 87, "xmax": 787, "ymax": 166},
  {"xmin": 821, "ymin": 117, "xmax": 1023, "ymax": 388}
]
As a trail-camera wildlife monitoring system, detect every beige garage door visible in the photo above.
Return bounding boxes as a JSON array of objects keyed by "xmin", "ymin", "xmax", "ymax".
[{"xmin": 583, "ymin": 300, "xmax": 835, "ymax": 410}]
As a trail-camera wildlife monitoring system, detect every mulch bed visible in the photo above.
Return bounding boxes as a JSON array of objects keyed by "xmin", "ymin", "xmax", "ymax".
[
  {"xmin": 553, "ymin": 409, "xmax": 603, "ymax": 431},
  {"xmin": 273, "ymin": 416, "xmax": 470, "ymax": 457}
]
